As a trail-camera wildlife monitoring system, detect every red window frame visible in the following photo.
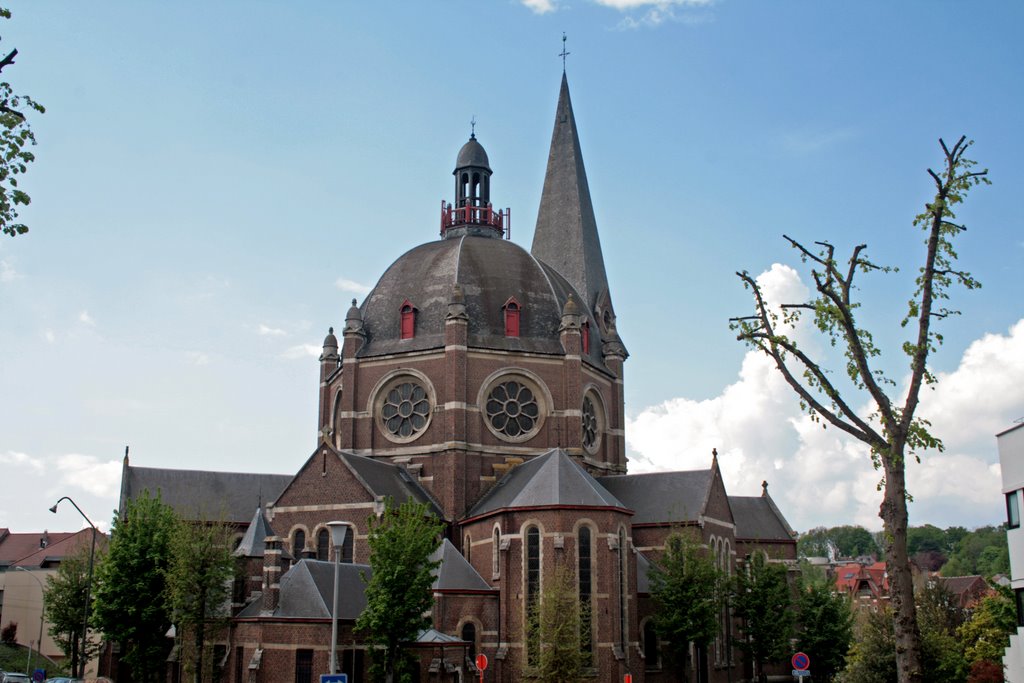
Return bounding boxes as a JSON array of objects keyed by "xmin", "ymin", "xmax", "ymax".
[
  {"xmin": 503, "ymin": 297, "xmax": 521, "ymax": 337},
  {"xmin": 582, "ymin": 320, "xmax": 591, "ymax": 354},
  {"xmin": 400, "ymin": 300, "xmax": 415, "ymax": 340}
]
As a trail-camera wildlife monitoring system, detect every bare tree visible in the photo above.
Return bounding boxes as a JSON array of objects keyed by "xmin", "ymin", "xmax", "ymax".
[{"xmin": 731, "ymin": 136, "xmax": 988, "ymax": 683}]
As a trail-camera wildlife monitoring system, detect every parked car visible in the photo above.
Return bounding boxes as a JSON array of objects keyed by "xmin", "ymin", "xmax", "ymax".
[{"xmin": 2, "ymin": 673, "xmax": 32, "ymax": 683}]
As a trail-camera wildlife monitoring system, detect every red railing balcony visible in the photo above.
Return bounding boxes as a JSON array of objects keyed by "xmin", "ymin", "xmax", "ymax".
[{"xmin": 440, "ymin": 200, "xmax": 510, "ymax": 239}]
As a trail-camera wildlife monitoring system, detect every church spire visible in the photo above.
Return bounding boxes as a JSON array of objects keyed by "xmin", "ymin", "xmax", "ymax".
[{"xmin": 531, "ymin": 73, "xmax": 611, "ymax": 316}]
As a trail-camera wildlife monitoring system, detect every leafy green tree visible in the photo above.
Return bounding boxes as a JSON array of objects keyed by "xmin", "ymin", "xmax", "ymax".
[
  {"xmin": 733, "ymin": 552, "xmax": 794, "ymax": 682},
  {"xmin": 915, "ymin": 580, "xmax": 967, "ymax": 683},
  {"xmin": 957, "ymin": 584, "xmax": 1015, "ymax": 670},
  {"xmin": 530, "ymin": 563, "xmax": 586, "ymax": 683},
  {"xmin": 800, "ymin": 525, "xmax": 878, "ymax": 559},
  {"xmin": 733, "ymin": 137, "xmax": 989, "ymax": 683},
  {"xmin": 941, "ymin": 526, "xmax": 1009, "ymax": 578},
  {"xmin": 165, "ymin": 519, "xmax": 236, "ymax": 683},
  {"xmin": 92, "ymin": 492, "xmax": 177, "ymax": 683},
  {"xmin": 649, "ymin": 533, "xmax": 723, "ymax": 682},
  {"xmin": 355, "ymin": 498, "xmax": 443, "ymax": 683},
  {"xmin": 796, "ymin": 582, "xmax": 853, "ymax": 682},
  {"xmin": 0, "ymin": 7, "xmax": 44, "ymax": 237},
  {"xmin": 43, "ymin": 544, "xmax": 103, "ymax": 676},
  {"xmin": 907, "ymin": 525, "xmax": 947, "ymax": 555}
]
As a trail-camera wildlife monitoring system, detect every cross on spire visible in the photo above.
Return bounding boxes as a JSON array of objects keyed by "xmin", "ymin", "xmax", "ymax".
[
  {"xmin": 560, "ymin": 32, "xmax": 570, "ymax": 72},
  {"xmin": 470, "ymin": 115, "xmax": 477, "ymax": 139}
]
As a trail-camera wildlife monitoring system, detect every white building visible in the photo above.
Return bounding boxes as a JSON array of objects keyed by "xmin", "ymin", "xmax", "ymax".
[{"xmin": 999, "ymin": 422, "xmax": 1024, "ymax": 682}]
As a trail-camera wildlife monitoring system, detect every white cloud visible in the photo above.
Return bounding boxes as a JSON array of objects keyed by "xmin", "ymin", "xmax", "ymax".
[
  {"xmin": 335, "ymin": 278, "xmax": 371, "ymax": 296},
  {"xmin": 596, "ymin": 0, "xmax": 711, "ymax": 7},
  {"xmin": 0, "ymin": 450, "xmax": 46, "ymax": 474},
  {"xmin": 54, "ymin": 453, "xmax": 123, "ymax": 498},
  {"xmin": 43, "ymin": 329, "xmax": 56, "ymax": 344},
  {"xmin": 521, "ymin": 0, "xmax": 557, "ymax": 13},
  {"xmin": 0, "ymin": 259, "xmax": 19, "ymax": 282},
  {"xmin": 627, "ymin": 264, "xmax": 1023, "ymax": 532},
  {"xmin": 79, "ymin": 310, "xmax": 96, "ymax": 326},
  {"xmin": 282, "ymin": 343, "xmax": 322, "ymax": 360},
  {"xmin": 258, "ymin": 324, "xmax": 288, "ymax": 337},
  {"xmin": 186, "ymin": 351, "xmax": 211, "ymax": 366}
]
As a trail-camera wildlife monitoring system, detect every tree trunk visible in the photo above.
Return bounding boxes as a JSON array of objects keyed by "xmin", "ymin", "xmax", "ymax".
[
  {"xmin": 71, "ymin": 632, "xmax": 80, "ymax": 679},
  {"xmin": 880, "ymin": 451, "xmax": 924, "ymax": 683}
]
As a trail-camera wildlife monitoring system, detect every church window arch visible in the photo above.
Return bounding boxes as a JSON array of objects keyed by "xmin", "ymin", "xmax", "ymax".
[
  {"xmin": 339, "ymin": 524, "xmax": 354, "ymax": 564},
  {"xmin": 642, "ymin": 618, "xmax": 661, "ymax": 670},
  {"xmin": 581, "ymin": 388, "xmax": 605, "ymax": 455},
  {"xmin": 316, "ymin": 528, "xmax": 329, "ymax": 561},
  {"xmin": 492, "ymin": 525, "xmax": 501, "ymax": 579},
  {"xmin": 399, "ymin": 300, "xmax": 416, "ymax": 340},
  {"xmin": 582, "ymin": 320, "xmax": 591, "ymax": 355},
  {"xmin": 479, "ymin": 370, "xmax": 550, "ymax": 443},
  {"xmin": 503, "ymin": 297, "xmax": 521, "ymax": 338},
  {"xmin": 524, "ymin": 523, "xmax": 542, "ymax": 665},
  {"xmin": 460, "ymin": 620, "xmax": 478, "ymax": 662},
  {"xmin": 371, "ymin": 370, "xmax": 436, "ymax": 444},
  {"xmin": 291, "ymin": 527, "xmax": 308, "ymax": 559},
  {"xmin": 464, "ymin": 532, "xmax": 471, "ymax": 562},
  {"xmin": 617, "ymin": 526, "xmax": 628, "ymax": 651},
  {"xmin": 577, "ymin": 523, "xmax": 595, "ymax": 660}
]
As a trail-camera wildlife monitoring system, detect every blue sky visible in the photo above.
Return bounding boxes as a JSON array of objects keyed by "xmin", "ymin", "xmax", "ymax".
[{"xmin": 1, "ymin": 1, "xmax": 1021, "ymax": 535}]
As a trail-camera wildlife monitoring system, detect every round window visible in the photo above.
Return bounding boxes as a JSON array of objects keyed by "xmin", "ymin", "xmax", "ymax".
[
  {"xmin": 485, "ymin": 379, "xmax": 541, "ymax": 440},
  {"xmin": 582, "ymin": 395, "xmax": 600, "ymax": 453},
  {"xmin": 380, "ymin": 381, "xmax": 431, "ymax": 440}
]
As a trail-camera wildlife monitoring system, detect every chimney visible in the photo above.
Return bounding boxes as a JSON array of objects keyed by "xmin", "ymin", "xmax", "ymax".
[{"xmin": 261, "ymin": 535, "xmax": 282, "ymax": 615}]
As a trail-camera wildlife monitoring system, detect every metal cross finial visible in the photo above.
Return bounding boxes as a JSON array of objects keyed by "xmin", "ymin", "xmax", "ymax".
[
  {"xmin": 560, "ymin": 32, "xmax": 570, "ymax": 72},
  {"xmin": 470, "ymin": 115, "xmax": 476, "ymax": 139}
]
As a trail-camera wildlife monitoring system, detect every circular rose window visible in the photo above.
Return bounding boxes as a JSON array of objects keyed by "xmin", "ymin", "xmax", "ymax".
[
  {"xmin": 582, "ymin": 395, "xmax": 600, "ymax": 452},
  {"xmin": 381, "ymin": 382, "xmax": 430, "ymax": 439},
  {"xmin": 485, "ymin": 380, "xmax": 541, "ymax": 439}
]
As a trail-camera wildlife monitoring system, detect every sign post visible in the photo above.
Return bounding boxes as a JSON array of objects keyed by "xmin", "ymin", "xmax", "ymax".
[
  {"xmin": 476, "ymin": 653, "xmax": 488, "ymax": 683},
  {"xmin": 791, "ymin": 651, "xmax": 810, "ymax": 678}
]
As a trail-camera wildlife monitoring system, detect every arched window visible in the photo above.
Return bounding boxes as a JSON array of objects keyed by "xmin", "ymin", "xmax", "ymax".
[
  {"xmin": 292, "ymin": 529, "xmax": 306, "ymax": 559},
  {"xmin": 461, "ymin": 622, "xmax": 477, "ymax": 662},
  {"xmin": 581, "ymin": 320, "xmax": 591, "ymax": 355},
  {"xmin": 643, "ymin": 620, "xmax": 660, "ymax": 669},
  {"xmin": 341, "ymin": 526, "xmax": 354, "ymax": 564},
  {"xmin": 400, "ymin": 300, "xmax": 416, "ymax": 340},
  {"xmin": 525, "ymin": 525, "xmax": 541, "ymax": 665},
  {"xmin": 317, "ymin": 528, "xmax": 329, "ymax": 561},
  {"xmin": 503, "ymin": 297, "xmax": 520, "ymax": 337},
  {"xmin": 464, "ymin": 533, "xmax": 472, "ymax": 562},
  {"xmin": 618, "ymin": 527, "xmax": 627, "ymax": 650},
  {"xmin": 492, "ymin": 527, "xmax": 501, "ymax": 578},
  {"xmin": 578, "ymin": 526, "xmax": 593, "ymax": 660}
]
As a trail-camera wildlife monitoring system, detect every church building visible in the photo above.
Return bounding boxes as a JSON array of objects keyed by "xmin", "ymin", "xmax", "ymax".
[{"xmin": 114, "ymin": 73, "xmax": 797, "ymax": 683}]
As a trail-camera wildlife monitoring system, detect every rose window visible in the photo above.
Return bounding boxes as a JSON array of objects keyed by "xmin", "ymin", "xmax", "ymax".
[
  {"xmin": 381, "ymin": 382, "xmax": 430, "ymax": 439},
  {"xmin": 582, "ymin": 396, "xmax": 599, "ymax": 451},
  {"xmin": 485, "ymin": 380, "xmax": 540, "ymax": 438}
]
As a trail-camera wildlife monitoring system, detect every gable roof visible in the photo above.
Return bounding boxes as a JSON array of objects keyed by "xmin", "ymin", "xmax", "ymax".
[
  {"xmin": 729, "ymin": 496, "xmax": 794, "ymax": 542},
  {"xmin": 429, "ymin": 539, "xmax": 493, "ymax": 592},
  {"xmin": 466, "ymin": 449, "xmax": 626, "ymax": 519},
  {"xmin": 0, "ymin": 528, "xmax": 101, "ymax": 568},
  {"xmin": 238, "ymin": 559, "xmax": 372, "ymax": 620},
  {"xmin": 233, "ymin": 507, "xmax": 279, "ymax": 559},
  {"xmin": 598, "ymin": 469, "xmax": 713, "ymax": 524},
  {"xmin": 122, "ymin": 464, "xmax": 292, "ymax": 524},
  {"xmin": 336, "ymin": 451, "xmax": 443, "ymax": 517}
]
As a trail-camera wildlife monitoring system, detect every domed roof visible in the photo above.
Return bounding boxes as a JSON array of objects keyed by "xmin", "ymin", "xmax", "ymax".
[
  {"xmin": 454, "ymin": 135, "xmax": 491, "ymax": 172},
  {"xmin": 356, "ymin": 235, "xmax": 606, "ymax": 365}
]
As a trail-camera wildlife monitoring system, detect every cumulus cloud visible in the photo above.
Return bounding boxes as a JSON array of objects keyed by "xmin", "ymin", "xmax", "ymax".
[
  {"xmin": 335, "ymin": 278, "xmax": 371, "ymax": 296},
  {"xmin": 185, "ymin": 351, "xmax": 211, "ymax": 366},
  {"xmin": 521, "ymin": 0, "xmax": 556, "ymax": 13},
  {"xmin": 43, "ymin": 329, "xmax": 56, "ymax": 344},
  {"xmin": 54, "ymin": 453, "xmax": 123, "ymax": 498},
  {"xmin": 0, "ymin": 450, "xmax": 46, "ymax": 474},
  {"xmin": 258, "ymin": 324, "xmax": 288, "ymax": 337},
  {"xmin": 0, "ymin": 259, "xmax": 19, "ymax": 282},
  {"xmin": 79, "ymin": 310, "xmax": 96, "ymax": 326},
  {"xmin": 283, "ymin": 343, "xmax": 322, "ymax": 360},
  {"xmin": 626, "ymin": 264, "xmax": 1023, "ymax": 532}
]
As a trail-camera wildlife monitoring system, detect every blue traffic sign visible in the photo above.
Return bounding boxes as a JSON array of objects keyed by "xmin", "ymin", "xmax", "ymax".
[{"xmin": 320, "ymin": 675, "xmax": 348, "ymax": 683}]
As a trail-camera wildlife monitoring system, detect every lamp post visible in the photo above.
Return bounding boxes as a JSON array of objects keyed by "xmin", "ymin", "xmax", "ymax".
[
  {"xmin": 50, "ymin": 496, "xmax": 99, "ymax": 679},
  {"xmin": 326, "ymin": 521, "xmax": 348, "ymax": 675},
  {"xmin": 14, "ymin": 566, "xmax": 44, "ymax": 675}
]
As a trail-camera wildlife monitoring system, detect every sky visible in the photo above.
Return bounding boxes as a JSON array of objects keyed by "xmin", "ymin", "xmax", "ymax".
[{"xmin": 1, "ymin": 1, "xmax": 1021, "ymax": 537}]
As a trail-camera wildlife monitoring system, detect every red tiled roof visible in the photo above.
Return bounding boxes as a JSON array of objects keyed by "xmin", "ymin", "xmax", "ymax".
[{"xmin": 0, "ymin": 529, "xmax": 104, "ymax": 567}]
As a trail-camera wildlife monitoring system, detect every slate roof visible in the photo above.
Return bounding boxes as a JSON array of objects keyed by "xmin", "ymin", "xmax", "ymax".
[
  {"xmin": 636, "ymin": 551, "xmax": 652, "ymax": 594},
  {"xmin": 729, "ymin": 496, "xmax": 793, "ymax": 541},
  {"xmin": 466, "ymin": 449, "xmax": 626, "ymax": 519},
  {"xmin": 531, "ymin": 73, "xmax": 611, "ymax": 316},
  {"xmin": 121, "ymin": 464, "xmax": 292, "ymax": 524},
  {"xmin": 355, "ymin": 235, "xmax": 606, "ymax": 367},
  {"xmin": 597, "ymin": 469, "xmax": 713, "ymax": 524},
  {"xmin": 237, "ymin": 559, "xmax": 371, "ymax": 620},
  {"xmin": 455, "ymin": 136, "xmax": 490, "ymax": 172},
  {"xmin": 429, "ymin": 539, "xmax": 493, "ymax": 592},
  {"xmin": 233, "ymin": 507, "xmax": 278, "ymax": 559},
  {"xmin": 337, "ymin": 451, "xmax": 443, "ymax": 518}
]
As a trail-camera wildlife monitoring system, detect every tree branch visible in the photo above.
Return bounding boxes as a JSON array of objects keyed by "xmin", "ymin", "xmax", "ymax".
[{"xmin": 0, "ymin": 48, "xmax": 16, "ymax": 74}]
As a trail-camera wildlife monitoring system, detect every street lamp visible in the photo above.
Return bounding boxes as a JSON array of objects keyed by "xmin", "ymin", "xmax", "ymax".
[
  {"xmin": 50, "ymin": 496, "xmax": 99, "ymax": 679},
  {"xmin": 326, "ymin": 521, "xmax": 348, "ymax": 675},
  {"xmin": 14, "ymin": 566, "xmax": 44, "ymax": 675}
]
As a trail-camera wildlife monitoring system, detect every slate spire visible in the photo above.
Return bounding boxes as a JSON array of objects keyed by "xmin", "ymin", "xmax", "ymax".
[{"xmin": 531, "ymin": 73, "xmax": 611, "ymax": 315}]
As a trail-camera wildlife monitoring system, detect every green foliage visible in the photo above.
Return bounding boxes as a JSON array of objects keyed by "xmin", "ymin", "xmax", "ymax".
[
  {"xmin": 0, "ymin": 7, "xmax": 44, "ymax": 237},
  {"xmin": 648, "ymin": 534, "xmax": 724, "ymax": 677},
  {"xmin": 796, "ymin": 582, "xmax": 854, "ymax": 683},
  {"xmin": 91, "ymin": 492, "xmax": 177, "ymax": 683},
  {"xmin": 957, "ymin": 584, "xmax": 1015, "ymax": 669},
  {"xmin": 733, "ymin": 553, "xmax": 794, "ymax": 681},
  {"xmin": 43, "ymin": 544, "xmax": 103, "ymax": 673},
  {"xmin": 0, "ymin": 621, "xmax": 16, "ymax": 645},
  {"xmin": 355, "ymin": 498, "xmax": 444, "ymax": 683},
  {"xmin": 165, "ymin": 519, "xmax": 237, "ymax": 683},
  {"xmin": 941, "ymin": 526, "xmax": 1009, "ymax": 578},
  {"xmin": 799, "ymin": 525, "xmax": 879, "ymax": 559},
  {"xmin": 0, "ymin": 641, "xmax": 60, "ymax": 676},
  {"xmin": 530, "ymin": 563, "xmax": 586, "ymax": 682},
  {"xmin": 907, "ymin": 525, "xmax": 948, "ymax": 555}
]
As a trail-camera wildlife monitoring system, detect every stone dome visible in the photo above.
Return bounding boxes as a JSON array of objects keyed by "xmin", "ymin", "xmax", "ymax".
[
  {"xmin": 356, "ymin": 235, "xmax": 605, "ymax": 364},
  {"xmin": 454, "ymin": 136, "xmax": 491, "ymax": 172}
]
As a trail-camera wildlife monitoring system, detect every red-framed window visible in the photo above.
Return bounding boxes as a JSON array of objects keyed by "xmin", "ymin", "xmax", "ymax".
[
  {"xmin": 503, "ymin": 297, "xmax": 521, "ymax": 337},
  {"xmin": 582, "ymin": 320, "xmax": 591, "ymax": 354},
  {"xmin": 400, "ymin": 300, "xmax": 416, "ymax": 340}
]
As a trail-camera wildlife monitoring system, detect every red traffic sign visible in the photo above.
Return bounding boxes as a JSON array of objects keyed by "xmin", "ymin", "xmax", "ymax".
[
  {"xmin": 624, "ymin": 675, "xmax": 633, "ymax": 683},
  {"xmin": 792, "ymin": 652, "xmax": 810, "ymax": 671},
  {"xmin": 476, "ymin": 653, "xmax": 488, "ymax": 671}
]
